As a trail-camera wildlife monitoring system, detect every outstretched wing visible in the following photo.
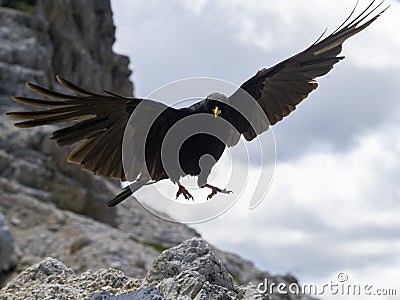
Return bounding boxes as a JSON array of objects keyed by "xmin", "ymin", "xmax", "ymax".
[
  {"xmin": 229, "ymin": 0, "xmax": 388, "ymax": 141},
  {"xmin": 6, "ymin": 75, "xmax": 168, "ymax": 182}
]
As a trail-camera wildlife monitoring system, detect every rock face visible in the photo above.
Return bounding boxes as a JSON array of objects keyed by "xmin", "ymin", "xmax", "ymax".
[
  {"xmin": 0, "ymin": 212, "xmax": 15, "ymax": 272},
  {"xmin": 0, "ymin": 4, "xmax": 50, "ymax": 102},
  {"xmin": 0, "ymin": 1, "xmax": 317, "ymax": 300},
  {"xmin": 0, "ymin": 191, "xmax": 160, "ymax": 279},
  {"xmin": 37, "ymin": 0, "xmax": 133, "ymax": 95},
  {"xmin": 0, "ymin": 0, "xmax": 132, "ymax": 110}
]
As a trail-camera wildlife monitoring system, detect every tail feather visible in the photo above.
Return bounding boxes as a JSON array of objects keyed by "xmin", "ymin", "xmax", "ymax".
[{"xmin": 106, "ymin": 180, "xmax": 151, "ymax": 207}]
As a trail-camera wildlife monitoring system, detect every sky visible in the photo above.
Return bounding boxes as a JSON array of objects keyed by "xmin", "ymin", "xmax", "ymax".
[{"xmin": 110, "ymin": 1, "xmax": 400, "ymax": 299}]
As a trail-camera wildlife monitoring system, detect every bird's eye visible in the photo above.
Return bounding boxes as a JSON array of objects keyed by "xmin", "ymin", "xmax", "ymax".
[{"xmin": 212, "ymin": 106, "xmax": 221, "ymax": 118}]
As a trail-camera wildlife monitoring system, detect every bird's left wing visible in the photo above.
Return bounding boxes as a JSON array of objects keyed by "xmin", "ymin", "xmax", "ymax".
[
  {"xmin": 6, "ymin": 75, "xmax": 169, "ymax": 182},
  {"xmin": 229, "ymin": 0, "xmax": 388, "ymax": 141}
]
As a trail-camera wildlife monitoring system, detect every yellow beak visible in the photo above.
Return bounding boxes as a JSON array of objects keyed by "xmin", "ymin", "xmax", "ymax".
[{"xmin": 212, "ymin": 106, "xmax": 221, "ymax": 118}]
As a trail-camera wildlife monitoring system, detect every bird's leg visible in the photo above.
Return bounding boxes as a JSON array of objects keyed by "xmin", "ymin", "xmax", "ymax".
[
  {"xmin": 176, "ymin": 181, "xmax": 194, "ymax": 201},
  {"xmin": 201, "ymin": 183, "xmax": 232, "ymax": 200}
]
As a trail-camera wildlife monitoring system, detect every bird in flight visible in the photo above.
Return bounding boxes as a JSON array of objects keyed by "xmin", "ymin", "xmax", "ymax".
[{"xmin": 7, "ymin": 1, "xmax": 387, "ymax": 207}]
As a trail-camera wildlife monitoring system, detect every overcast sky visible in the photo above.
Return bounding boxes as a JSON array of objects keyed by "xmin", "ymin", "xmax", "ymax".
[{"xmin": 110, "ymin": 1, "xmax": 400, "ymax": 299}]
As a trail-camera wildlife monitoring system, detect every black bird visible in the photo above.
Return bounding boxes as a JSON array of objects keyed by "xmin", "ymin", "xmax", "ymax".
[{"xmin": 7, "ymin": 1, "xmax": 387, "ymax": 206}]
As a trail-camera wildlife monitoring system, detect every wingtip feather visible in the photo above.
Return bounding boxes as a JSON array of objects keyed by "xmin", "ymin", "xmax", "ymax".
[
  {"xmin": 25, "ymin": 82, "xmax": 35, "ymax": 90},
  {"xmin": 12, "ymin": 121, "xmax": 35, "ymax": 128},
  {"xmin": 11, "ymin": 96, "xmax": 22, "ymax": 103}
]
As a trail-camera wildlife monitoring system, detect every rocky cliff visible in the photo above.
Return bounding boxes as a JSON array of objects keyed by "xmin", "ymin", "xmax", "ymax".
[
  {"xmin": 0, "ymin": 1, "xmax": 317, "ymax": 299},
  {"xmin": 0, "ymin": 0, "xmax": 132, "ymax": 107}
]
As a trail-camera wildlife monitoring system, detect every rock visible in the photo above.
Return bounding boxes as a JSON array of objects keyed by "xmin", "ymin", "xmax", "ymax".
[
  {"xmin": 0, "ymin": 212, "xmax": 15, "ymax": 272},
  {"xmin": 0, "ymin": 241, "xmax": 269, "ymax": 300},
  {"xmin": 0, "ymin": 192, "xmax": 160, "ymax": 279},
  {"xmin": 0, "ymin": 238, "xmax": 316, "ymax": 299},
  {"xmin": 147, "ymin": 238, "xmax": 234, "ymax": 292},
  {"xmin": 0, "ymin": 119, "xmax": 119, "ymax": 225},
  {"xmin": 0, "ymin": 0, "xmax": 133, "ymax": 223},
  {"xmin": 0, "ymin": 257, "xmax": 142, "ymax": 299},
  {"xmin": 89, "ymin": 287, "xmax": 166, "ymax": 300},
  {"xmin": 145, "ymin": 238, "xmax": 313, "ymax": 300},
  {"xmin": 36, "ymin": 0, "xmax": 133, "ymax": 96},
  {"xmin": 0, "ymin": 5, "xmax": 51, "ymax": 104},
  {"xmin": 0, "ymin": 0, "xmax": 133, "ymax": 112}
]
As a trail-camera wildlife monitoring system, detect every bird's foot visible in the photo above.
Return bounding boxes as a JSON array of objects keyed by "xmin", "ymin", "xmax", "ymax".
[
  {"xmin": 202, "ymin": 184, "xmax": 233, "ymax": 200},
  {"xmin": 176, "ymin": 184, "xmax": 194, "ymax": 201}
]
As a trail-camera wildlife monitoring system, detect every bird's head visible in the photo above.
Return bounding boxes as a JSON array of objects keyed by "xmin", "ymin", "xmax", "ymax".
[{"xmin": 206, "ymin": 93, "xmax": 227, "ymax": 118}]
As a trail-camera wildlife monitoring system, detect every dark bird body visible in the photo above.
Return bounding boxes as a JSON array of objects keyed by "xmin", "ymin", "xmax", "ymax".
[
  {"xmin": 179, "ymin": 133, "xmax": 226, "ymax": 177},
  {"xmin": 6, "ymin": 1, "xmax": 388, "ymax": 206}
]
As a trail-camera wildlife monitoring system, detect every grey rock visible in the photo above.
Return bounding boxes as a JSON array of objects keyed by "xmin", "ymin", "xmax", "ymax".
[
  {"xmin": 89, "ymin": 287, "xmax": 166, "ymax": 300},
  {"xmin": 0, "ymin": 242, "xmax": 268, "ymax": 300},
  {"xmin": 0, "ymin": 212, "xmax": 15, "ymax": 272},
  {"xmin": 0, "ymin": 7, "xmax": 50, "ymax": 103},
  {"xmin": 0, "ymin": 119, "xmax": 119, "ymax": 225},
  {"xmin": 0, "ymin": 1, "xmax": 132, "ymax": 107},
  {"xmin": 36, "ymin": 0, "xmax": 133, "ymax": 96},
  {"xmin": 0, "ymin": 257, "xmax": 142, "ymax": 299},
  {"xmin": 0, "ymin": 0, "xmax": 133, "ymax": 222},
  {"xmin": 0, "ymin": 192, "xmax": 160, "ymax": 279},
  {"xmin": 0, "ymin": 238, "xmax": 316, "ymax": 300},
  {"xmin": 146, "ymin": 238, "xmax": 268, "ymax": 300},
  {"xmin": 147, "ymin": 238, "xmax": 234, "ymax": 290}
]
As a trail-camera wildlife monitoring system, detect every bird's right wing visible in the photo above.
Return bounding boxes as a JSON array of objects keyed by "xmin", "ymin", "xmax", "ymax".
[{"xmin": 6, "ymin": 75, "xmax": 171, "ymax": 182}]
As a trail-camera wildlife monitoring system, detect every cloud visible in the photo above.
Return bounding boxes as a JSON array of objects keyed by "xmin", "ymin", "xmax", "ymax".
[{"xmin": 180, "ymin": 0, "xmax": 400, "ymax": 68}]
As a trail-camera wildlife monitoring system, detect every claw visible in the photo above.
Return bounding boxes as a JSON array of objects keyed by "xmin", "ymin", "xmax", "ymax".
[
  {"xmin": 202, "ymin": 184, "xmax": 233, "ymax": 200},
  {"xmin": 176, "ymin": 184, "xmax": 194, "ymax": 201},
  {"xmin": 207, "ymin": 190, "xmax": 218, "ymax": 200},
  {"xmin": 220, "ymin": 189, "xmax": 233, "ymax": 194}
]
